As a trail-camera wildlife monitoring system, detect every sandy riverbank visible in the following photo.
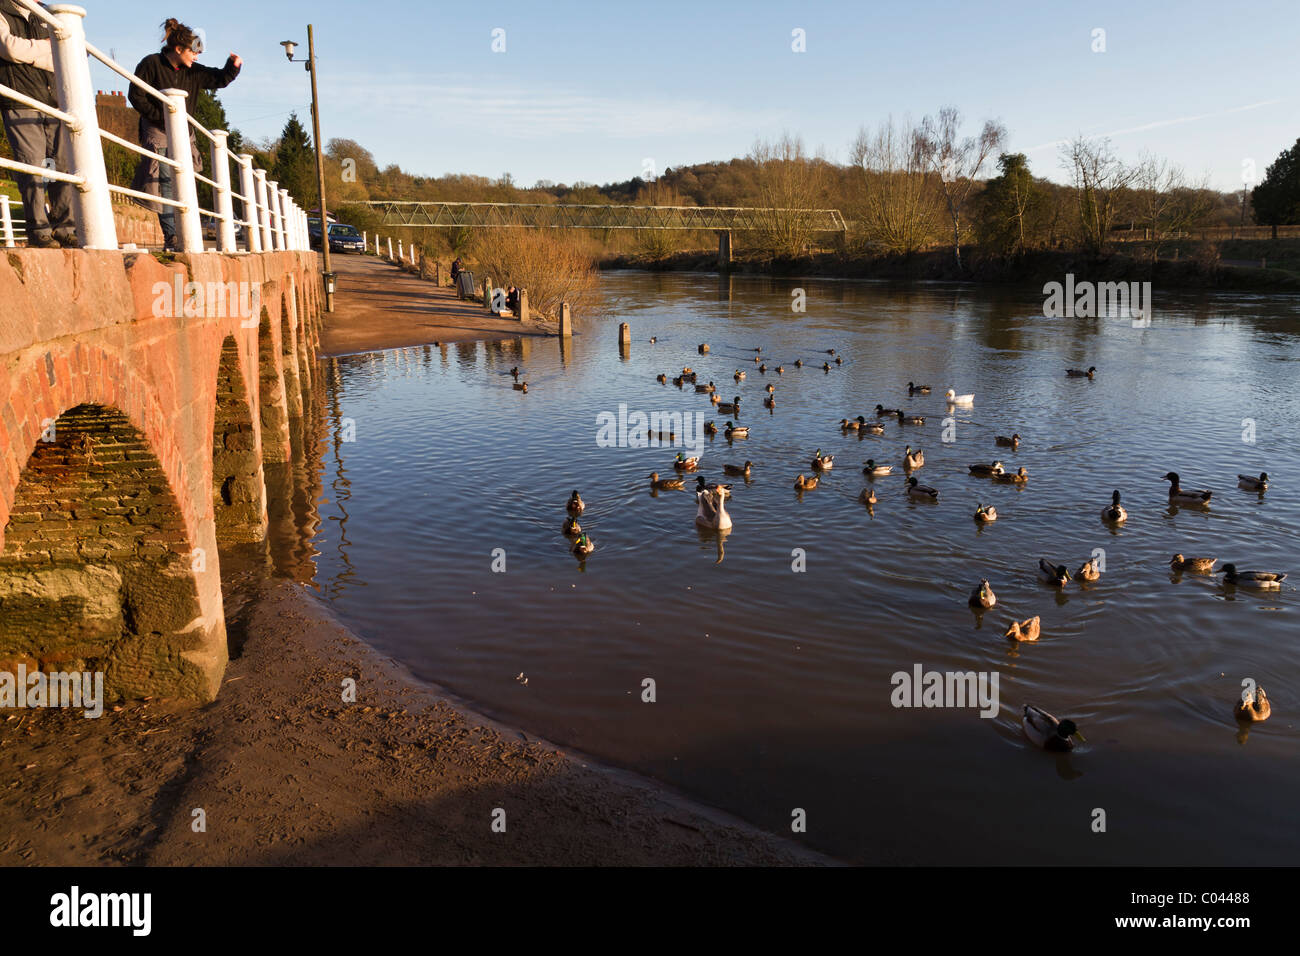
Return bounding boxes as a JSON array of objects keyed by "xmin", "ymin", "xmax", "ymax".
[
  {"xmin": 0, "ymin": 578, "xmax": 830, "ymax": 866},
  {"xmin": 320, "ymin": 254, "xmax": 558, "ymax": 356}
]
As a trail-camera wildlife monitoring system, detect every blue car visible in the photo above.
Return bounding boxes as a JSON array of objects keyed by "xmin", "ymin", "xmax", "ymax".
[{"xmin": 326, "ymin": 222, "xmax": 365, "ymax": 254}]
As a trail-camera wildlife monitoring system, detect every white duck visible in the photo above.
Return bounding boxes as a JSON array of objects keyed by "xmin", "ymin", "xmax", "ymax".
[
  {"xmin": 695, "ymin": 486, "xmax": 733, "ymax": 531},
  {"xmin": 945, "ymin": 388, "xmax": 975, "ymax": 406}
]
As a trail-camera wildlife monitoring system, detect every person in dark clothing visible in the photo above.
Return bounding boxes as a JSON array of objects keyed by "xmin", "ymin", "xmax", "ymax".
[
  {"xmin": 128, "ymin": 18, "xmax": 241, "ymax": 250},
  {"xmin": 0, "ymin": 0, "xmax": 76, "ymax": 246},
  {"xmin": 506, "ymin": 286, "xmax": 520, "ymax": 313},
  {"xmin": 450, "ymin": 257, "xmax": 462, "ymax": 282}
]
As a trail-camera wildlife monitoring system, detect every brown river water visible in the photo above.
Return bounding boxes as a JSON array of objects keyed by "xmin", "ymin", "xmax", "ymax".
[{"xmin": 265, "ymin": 271, "xmax": 1300, "ymax": 864}]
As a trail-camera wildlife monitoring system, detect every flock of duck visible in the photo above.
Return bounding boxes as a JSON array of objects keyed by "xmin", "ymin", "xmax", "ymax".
[{"xmin": 536, "ymin": 340, "xmax": 1285, "ymax": 751}]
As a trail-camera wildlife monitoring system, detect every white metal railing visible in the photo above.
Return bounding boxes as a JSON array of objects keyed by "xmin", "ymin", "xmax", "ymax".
[{"xmin": 0, "ymin": 0, "xmax": 311, "ymax": 254}]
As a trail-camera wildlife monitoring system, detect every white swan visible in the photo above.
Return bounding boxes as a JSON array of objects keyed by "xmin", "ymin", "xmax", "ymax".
[
  {"xmin": 695, "ymin": 487, "xmax": 732, "ymax": 530},
  {"xmin": 945, "ymin": 388, "xmax": 974, "ymax": 406}
]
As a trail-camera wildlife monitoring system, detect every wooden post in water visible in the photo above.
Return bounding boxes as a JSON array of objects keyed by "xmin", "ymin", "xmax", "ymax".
[
  {"xmin": 518, "ymin": 289, "xmax": 530, "ymax": 322},
  {"xmin": 618, "ymin": 322, "xmax": 630, "ymax": 346},
  {"xmin": 560, "ymin": 302, "xmax": 572, "ymax": 337}
]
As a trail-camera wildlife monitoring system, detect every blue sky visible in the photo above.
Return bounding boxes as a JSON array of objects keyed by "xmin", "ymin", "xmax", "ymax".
[{"xmin": 86, "ymin": 0, "xmax": 1297, "ymax": 192}]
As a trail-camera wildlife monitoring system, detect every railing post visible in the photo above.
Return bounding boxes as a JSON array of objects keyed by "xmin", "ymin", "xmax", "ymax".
[
  {"xmin": 237, "ymin": 154, "xmax": 261, "ymax": 252},
  {"xmin": 265, "ymin": 179, "xmax": 283, "ymax": 250},
  {"xmin": 398, "ymin": 238, "xmax": 404, "ymax": 260},
  {"xmin": 48, "ymin": 4, "xmax": 116, "ymax": 249},
  {"xmin": 362, "ymin": 230, "xmax": 367, "ymax": 251},
  {"xmin": 387, "ymin": 237, "xmax": 393, "ymax": 260},
  {"xmin": 209, "ymin": 130, "xmax": 237, "ymax": 252},
  {"xmin": 253, "ymin": 168, "xmax": 273, "ymax": 251},
  {"xmin": 161, "ymin": 88, "xmax": 203, "ymax": 252},
  {"xmin": 0, "ymin": 195, "xmax": 13, "ymax": 248},
  {"xmin": 278, "ymin": 188, "xmax": 291, "ymax": 250}
]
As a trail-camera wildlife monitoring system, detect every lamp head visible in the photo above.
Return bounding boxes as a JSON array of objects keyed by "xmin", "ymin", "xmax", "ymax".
[{"xmin": 280, "ymin": 40, "xmax": 297, "ymax": 61}]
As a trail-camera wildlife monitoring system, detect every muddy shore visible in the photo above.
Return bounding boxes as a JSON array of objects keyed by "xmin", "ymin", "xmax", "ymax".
[{"xmin": 0, "ymin": 578, "xmax": 829, "ymax": 866}]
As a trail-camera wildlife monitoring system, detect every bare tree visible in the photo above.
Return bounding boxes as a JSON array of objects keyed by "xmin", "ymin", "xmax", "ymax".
[
  {"xmin": 748, "ymin": 133, "xmax": 827, "ymax": 257},
  {"xmin": 1060, "ymin": 136, "xmax": 1140, "ymax": 255},
  {"xmin": 918, "ymin": 107, "xmax": 1006, "ymax": 269},
  {"xmin": 1133, "ymin": 153, "xmax": 1216, "ymax": 261},
  {"xmin": 849, "ymin": 116, "xmax": 941, "ymax": 254}
]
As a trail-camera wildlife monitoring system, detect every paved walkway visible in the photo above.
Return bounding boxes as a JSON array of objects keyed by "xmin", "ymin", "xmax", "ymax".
[{"xmin": 319, "ymin": 253, "xmax": 553, "ymax": 356}]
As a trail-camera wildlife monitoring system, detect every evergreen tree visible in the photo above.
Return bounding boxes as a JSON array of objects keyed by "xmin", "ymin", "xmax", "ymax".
[
  {"xmin": 975, "ymin": 153, "xmax": 1037, "ymax": 256},
  {"xmin": 272, "ymin": 113, "xmax": 318, "ymax": 208},
  {"xmin": 1251, "ymin": 138, "xmax": 1300, "ymax": 238}
]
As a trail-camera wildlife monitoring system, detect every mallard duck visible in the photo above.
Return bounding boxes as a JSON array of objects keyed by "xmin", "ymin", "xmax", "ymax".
[
  {"xmin": 1101, "ymin": 490, "xmax": 1127, "ymax": 523},
  {"xmin": 859, "ymin": 487, "xmax": 878, "ymax": 505},
  {"xmin": 992, "ymin": 467, "xmax": 1029, "ymax": 485},
  {"xmin": 775, "ymin": 365, "xmax": 785, "ymax": 374},
  {"xmin": 822, "ymin": 362, "xmax": 832, "ymax": 372},
  {"xmin": 875, "ymin": 404, "xmax": 903, "ymax": 417},
  {"xmin": 1163, "ymin": 472, "xmax": 1211, "ymax": 505},
  {"xmin": 648, "ymin": 472, "xmax": 684, "ymax": 490},
  {"xmin": 566, "ymin": 490, "xmax": 585, "ymax": 514},
  {"xmin": 695, "ymin": 380, "xmax": 715, "ymax": 393},
  {"xmin": 716, "ymin": 396, "xmax": 741, "ymax": 414},
  {"xmin": 672, "ymin": 375, "xmax": 684, "ymax": 387},
  {"xmin": 1221, "ymin": 563, "xmax": 1286, "ymax": 588},
  {"xmin": 1066, "ymin": 366, "xmax": 1096, "ymax": 378},
  {"xmin": 945, "ymin": 389, "xmax": 975, "ymax": 406},
  {"xmin": 862, "ymin": 420, "xmax": 885, "ymax": 435},
  {"xmin": 826, "ymin": 349, "xmax": 836, "ymax": 355},
  {"xmin": 1005, "ymin": 616, "xmax": 1040, "ymax": 642},
  {"xmin": 1076, "ymin": 558, "xmax": 1102, "ymax": 582},
  {"xmin": 907, "ymin": 382, "xmax": 931, "ymax": 395},
  {"xmin": 724, "ymin": 422, "xmax": 749, "ymax": 439},
  {"xmin": 710, "ymin": 392, "xmax": 721, "ymax": 405},
  {"xmin": 649, "ymin": 337, "xmax": 657, "ymax": 344},
  {"xmin": 759, "ymin": 363, "xmax": 768, "ymax": 373},
  {"xmin": 653, "ymin": 431, "xmax": 677, "ymax": 442},
  {"xmin": 685, "ymin": 371, "xmax": 697, "ymax": 383},
  {"xmin": 513, "ymin": 382, "xmax": 529, "ymax": 392},
  {"xmin": 811, "ymin": 450, "xmax": 834, "ymax": 470},
  {"xmin": 681, "ymin": 366, "xmax": 694, "ymax": 375},
  {"xmin": 765, "ymin": 383, "xmax": 775, "ymax": 394},
  {"xmin": 906, "ymin": 476, "xmax": 938, "ymax": 501},
  {"xmin": 1038, "ymin": 558, "xmax": 1071, "ymax": 587},
  {"xmin": 794, "ymin": 474, "xmax": 819, "ymax": 490},
  {"xmin": 969, "ymin": 578, "xmax": 996, "ymax": 608},
  {"xmin": 974, "ymin": 503, "xmax": 997, "ymax": 522},
  {"xmin": 1022, "ymin": 704, "xmax": 1085, "ymax": 750},
  {"xmin": 834, "ymin": 355, "xmax": 843, "ymax": 365},
  {"xmin": 723, "ymin": 460, "xmax": 753, "ymax": 477},
  {"xmin": 1238, "ymin": 472, "xmax": 1269, "ymax": 491},
  {"xmin": 656, "ymin": 373, "xmax": 667, "ymax": 384},
  {"xmin": 897, "ymin": 410, "xmax": 925, "ymax": 426},
  {"xmin": 863, "ymin": 459, "xmax": 892, "ymax": 476},
  {"xmin": 904, "ymin": 446, "xmax": 925, "ymax": 470},
  {"xmin": 995, "ymin": 433, "xmax": 1021, "ymax": 448},
  {"xmin": 703, "ymin": 420, "xmax": 718, "ymax": 436},
  {"xmin": 794, "ymin": 359, "xmax": 804, "ymax": 368},
  {"xmin": 753, "ymin": 355, "xmax": 762, "ymax": 364},
  {"xmin": 571, "ymin": 533, "xmax": 594, "ymax": 556},
  {"xmin": 510, "ymin": 366, "xmax": 521, "ymax": 378},
  {"xmin": 763, "ymin": 396, "xmax": 776, "ymax": 409},
  {"xmin": 562, "ymin": 516, "xmax": 582, "ymax": 536},
  {"xmin": 1235, "ymin": 686, "xmax": 1271, "ymax": 722},
  {"xmin": 1170, "ymin": 553, "xmax": 1216, "ymax": 573},
  {"xmin": 840, "ymin": 417, "xmax": 861, "ymax": 430},
  {"xmin": 734, "ymin": 370, "xmax": 746, "ymax": 382},
  {"xmin": 694, "ymin": 475, "xmax": 732, "ymax": 495},
  {"xmin": 673, "ymin": 453, "xmax": 701, "ymax": 471},
  {"xmin": 968, "ymin": 461, "xmax": 1004, "ymax": 477},
  {"xmin": 698, "ymin": 343, "xmax": 709, "ymax": 354}
]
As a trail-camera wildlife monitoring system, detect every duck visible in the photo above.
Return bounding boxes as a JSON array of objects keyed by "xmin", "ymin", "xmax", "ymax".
[
  {"xmin": 695, "ymin": 380, "xmax": 715, "ymax": 393},
  {"xmin": 1038, "ymin": 559, "xmax": 1071, "ymax": 587},
  {"xmin": 904, "ymin": 446, "xmax": 925, "ymax": 470},
  {"xmin": 875, "ymin": 404, "xmax": 903, "ymax": 417},
  {"xmin": 1005, "ymin": 617, "xmax": 1040, "ymax": 642},
  {"xmin": 974, "ymin": 503, "xmax": 998, "ymax": 523},
  {"xmin": 945, "ymin": 389, "xmax": 974, "ymax": 406},
  {"xmin": 765, "ymin": 383, "xmax": 775, "ymax": 394},
  {"xmin": 906, "ymin": 476, "xmax": 939, "ymax": 501},
  {"xmin": 694, "ymin": 475, "xmax": 733, "ymax": 495},
  {"xmin": 698, "ymin": 343, "xmax": 709, "ymax": 354},
  {"xmin": 734, "ymin": 370, "xmax": 746, "ymax": 382},
  {"xmin": 1101, "ymin": 490, "xmax": 1127, "ymax": 523},
  {"xmin": 723, "ymin": 460, "xmax": 753, "ymax": 477},
  {"xmin": 811, "ymin": 450, "xmax": 834, "ymax": 470},
  {"xmin": 716, "ymin": 396, "xmax": 741, "ymax": 414},
  {"xmin": 694, "ymin": 483, "xmax": 732, "ymax": 530},
  {"xmin": 681, "ymin": 366, "xmax": 694, "ymax": 375},
  {"xmin": 794, "ymin": 474, "xmax": 819, "ymax": 491},
  {"xmin": 649, "ymin": 337, "xmax": 657, "ymax": 344},
  {"xmin": 566, "ymin": 490, "xmax": 585, "ymax": 514},
  {"xmin": 648, "ymin": 472, "xmax": 684, "ymax": 490},
  {"xmin": 995, "ymin": 433, "xmax": 1021, "ymax": 448},
  {"xmin": 673, "ymin": 453, "xmax": 701, "ymax": 471},
  {"xmin": 907, "ymin": 382, "xmax": 931, "ymax": 395},
  {"xmin": 863, "ymin": 459, "xmax": 893, "ymax": 476},
  {"xmin": 652, "ymin": 431, "xmax": 677, "ymax": 443},
  {"xmin": 1163, "ymin": 472, "xmax": 1211, "ymax": 505},
  {"xmin": 763, "ymin": 396, "xmax": 776, "ymax": 409},
  {"xmin": 840, "ymin": 417, "xmax": 861, "ymax": 431},
  {"xmin": 562, "ymin": 516, "xmax": 581, "ymax": 536},
  {"xmin": 1076, "ymin": 558, "xmax": 1102, "ymax": 582},
  {"xmin": 1221, "ymin": 563, "xmax": 1286, "ymax": 589},
  {"xmin": 1170, "ymin": 554, "xmax": 1216, "ymax": 573},
  {"xmin": 897, "ymin": 410, "xmax": 925, "ymax": 426},
  {"xmin": 656, "ymin": 373, "xmax": 667, "ymax": 384},
  {"xmin": 510, "ymin": 366, "xmax": 521, "ymax": 378},
  {"xmin": 724, "ymin": 422, "xmax": 749, "ymax": 439},
  {"xmin": 703, "ymin": 420, "xmax": 718, "ymax": 436},
  {"xmin": 794, "ymin": 359, "xmax": 804, "ymax": 368},
  {"xmin": 1238, "ymin": 472, "xmax": 1269, "ymax": 491},
  {"xmin": 1235, "ymin": 686, "xmax": 1271, "ymax": 723},
  {"xmin": 775, "ymin": 365, "xmax": 784, "ymax": 374},
  {"xmin": 861, "ymin": 420, "xmax": 885, "ymax": 435},
  {"xmin": 571, "ymin": 533, "xmax": 594, "ymax": 557},
  {"xmin": 859, "ymin": 487, "xmax": 878, "ymax": 505},
  {"xmin": 822, "ymin": 362, "xmax": 832, "ymax": 372},
  {"xmin": 992, "ymin": 467, "xmax": 1029, "ymax": 485},
  {"xmin": 834, "ymin": 355, "xmax": 843, "ymax": 365},
  {"xmin": 754, "ymin": 355, "xmax": 762, "ymax": 364},
  {"xmin": 969, "ymin": 579, "xmax": 996, "ymax": 609},
  {"xmin": 672, "ymin": 375, "xmax": 684, "ymax": 387},
  {"xmin": 513, "ymin": 382, "xmax": 529, "ymax": 392},
  {"xmin": 710, "ymin": 393, "xmax": 721, "ymax": 405},
  {"xmin": 1066, "ymin": 366, "xmax": 1096, "ymax": 378},
  {"xmin": 1022, "ymin": 704, "xmax": 1085, "ymax": 751},
  {"xmin": 968, "ymin": 461, "xmax": 1004, "ymax": 477},
  {"xmin": 759, "ymin": 363, "xmax": 768, "ymax": 373}
]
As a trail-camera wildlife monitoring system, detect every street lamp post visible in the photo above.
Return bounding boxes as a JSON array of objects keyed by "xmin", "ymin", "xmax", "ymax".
[{"xmin": 282, "ymin": 26, "xmax": 335, "ymax": 312}]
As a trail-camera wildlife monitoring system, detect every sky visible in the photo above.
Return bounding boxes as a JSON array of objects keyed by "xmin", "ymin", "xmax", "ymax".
[{"xmin": 86, "ymin": 0, "xmax": 1298, "ymax": 193}]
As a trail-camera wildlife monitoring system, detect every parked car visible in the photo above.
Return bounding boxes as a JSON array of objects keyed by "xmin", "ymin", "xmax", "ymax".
[{"xmin": 326, "ymin": 222, "xmax": 366, "ymax": 254}]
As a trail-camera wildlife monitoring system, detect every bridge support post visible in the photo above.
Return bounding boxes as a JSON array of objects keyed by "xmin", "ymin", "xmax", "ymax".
[
  {"xmin": 560, "ymin": 302, "xmax": 572, "ymax": 337},
  {"xmin": 717, "ymin": 229, "xmax": 732, "ymax": 270},
  {"xmin": 162, "ymin": 89, "xmax": 204, "ymax": 253}
]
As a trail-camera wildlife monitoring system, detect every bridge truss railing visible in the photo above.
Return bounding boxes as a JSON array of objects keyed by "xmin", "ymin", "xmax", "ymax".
[{"xmin": 0, "ymin": 1, "xmax": 307, "ymax": 254}]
